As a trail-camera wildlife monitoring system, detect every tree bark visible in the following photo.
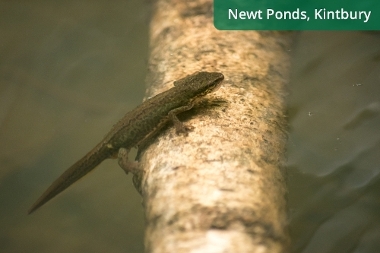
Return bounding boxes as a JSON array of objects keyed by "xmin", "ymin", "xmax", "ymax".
[{"xmin": 137, "ymin": 0, "xmax": 294, "ymax": 252}]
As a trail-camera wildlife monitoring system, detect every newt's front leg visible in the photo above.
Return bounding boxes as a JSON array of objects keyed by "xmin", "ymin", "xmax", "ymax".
[
  {"xmin": 119, "ymin": 104, "xmax": 196, "ymax": 175},
  {"xmin": 168, "ymin": 104, "xmax": 195, "ymax": 134}
]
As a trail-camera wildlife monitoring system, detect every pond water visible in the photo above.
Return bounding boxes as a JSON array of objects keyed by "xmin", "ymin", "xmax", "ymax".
[
  {"xmin": 288, "ymin": 31, "xmax": 380, "ymax": 253},
  {"xmin": 1, "ymin": 1, "xmax": 379, "ymax": 253}
]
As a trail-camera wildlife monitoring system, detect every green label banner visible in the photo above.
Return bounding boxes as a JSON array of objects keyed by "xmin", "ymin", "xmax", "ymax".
[{"xmin": 214, "ymin": 0, "xmax": 380, "ymax": 30}]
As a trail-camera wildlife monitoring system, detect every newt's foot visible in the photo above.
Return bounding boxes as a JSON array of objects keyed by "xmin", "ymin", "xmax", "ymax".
[
  {"xmin": 175, "ymin": 123, "xmax": 194, "ymax": 136},
  {"xmin": 118, "ymin": 148, "xmax": 138, "ymax": 174}
]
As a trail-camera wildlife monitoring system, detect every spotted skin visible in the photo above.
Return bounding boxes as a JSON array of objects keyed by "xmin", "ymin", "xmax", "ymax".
[{"xmin": 28, "ymin": 72, "xmax": 224, "ymax": 214}]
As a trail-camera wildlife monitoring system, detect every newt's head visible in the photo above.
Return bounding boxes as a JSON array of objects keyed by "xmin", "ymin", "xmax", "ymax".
[{"xmin": 174, "ymin": 71, "xmax": 224, "ymax": 98}]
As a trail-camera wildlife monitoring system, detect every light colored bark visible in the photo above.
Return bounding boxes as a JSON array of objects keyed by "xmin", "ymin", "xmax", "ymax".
[{"xmin": 137, "ymin": 0, "xmax": 294, "ymax": 252}]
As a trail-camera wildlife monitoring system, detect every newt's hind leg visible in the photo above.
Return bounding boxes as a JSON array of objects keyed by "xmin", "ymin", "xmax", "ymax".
[{"xmin": 118, "ymin": 148, "xmax": 138, "ymax": 174}]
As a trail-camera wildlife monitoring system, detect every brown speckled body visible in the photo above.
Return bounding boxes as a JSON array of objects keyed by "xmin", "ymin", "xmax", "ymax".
[{"xmin": 28, "ymin": 71, "xmax": 224, "ymax": 214}]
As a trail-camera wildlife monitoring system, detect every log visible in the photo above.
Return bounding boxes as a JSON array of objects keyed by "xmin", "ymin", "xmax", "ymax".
[{"xmin": 136, "ymin": 0, "xmax": 294, "ymax": 252}]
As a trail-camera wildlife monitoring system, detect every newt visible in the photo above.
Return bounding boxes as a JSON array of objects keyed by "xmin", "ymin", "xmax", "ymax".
[{"xmin": 28, "ymin": 71, "xmax": 224, "ymax": 214}]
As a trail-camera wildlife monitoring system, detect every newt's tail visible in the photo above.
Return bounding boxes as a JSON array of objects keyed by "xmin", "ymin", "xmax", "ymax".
[{"xmin": 28, "ymin": 144, "xmax": 110, "ymax": 214}]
